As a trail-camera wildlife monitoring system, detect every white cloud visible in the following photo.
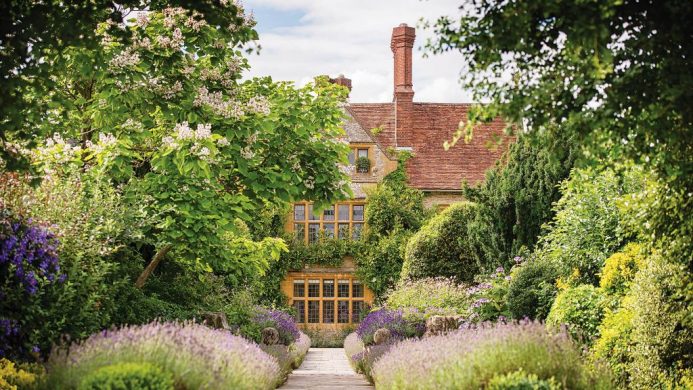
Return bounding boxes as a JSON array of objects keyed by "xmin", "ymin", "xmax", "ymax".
[{"xmin": 244, "ymin": 0, "xmax": 473, "ymax": 103}]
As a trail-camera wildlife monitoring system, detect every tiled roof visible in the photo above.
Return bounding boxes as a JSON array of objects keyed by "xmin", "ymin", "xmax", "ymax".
[{"xmin": 347, "ymin": 102, "xmax": 511, "ymax": 191}]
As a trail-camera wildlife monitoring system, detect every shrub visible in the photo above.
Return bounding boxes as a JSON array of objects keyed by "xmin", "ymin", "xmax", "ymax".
[
  {"xmin": 401, "ymin": 202, "xmax": 482, "ymax": 282},
  {"xmin": 386, "ymin": 277, "xmax": 470, "ymax": 313},
  {"xmin": 356, "ymin": 230, "xmax": 411, "ymax": 299},
  {"xmin": 364, "ymin": 174, "xmax": 426, "ymax": 237},
  {"xmin": 0, "ymin": 358, "xmax": 42, "ymax": 390},
  {"xmin": 252, "ymin": 307, "xmax": 300, "ymax": 345},
  {"xmin": 77, "ymin": 362, "xmax": 173, "ymax": 390},
  {"xmin": 290, "ymin": 333, "xmax": 311, "ymax": 368},
  {"xmin": 546, "ymin": 285, "xmax": 605, "ymax": 344},
  {"xmin": 258, "ymin": 332, "xmax": 310, "ymax": 382},
  {"xmin": 628, "ymin": 252, "xmax": 692, "ymax": 388},
  {"xmin": 533, "ymin": 167, "xmax": 645, "ymax": 286},
  {"xmin": 506, "ymin": 257, "xmax": 560, "ymax": 320},
  {"xmin": 44, "ymin": 321, "xmax": 281, "ymax": 390},
  {"xmin": 590, "ymin": 298, "xmax": 635, "ymax": 387},
  {"xmin": 467, "ymin": 264, "xmax": 515, "ymax": 323},
  {"xmin": 599, "ymin": 243, "xmax": 644, "ymax": 296},
  {"xmin": 371, "ymin": 321, "xmax": 613, "ymax": 389},
  {"xmin": 356, "ymin": 309, "xmax": 423, "ymax": 346},
  {"xmin": 487, "ymin": 369, "xmax": 560, "ymax": 390},
  {"xmin": 302, "ymin": 327, "xmax": 353, "ymax": 348},
  {"xmin": 353, "ymin": 344, "xmax": 394, "ymax": 383},
  {"xmin": 344, "ymin": 333, "xmax": 365, "ymax": 369}
]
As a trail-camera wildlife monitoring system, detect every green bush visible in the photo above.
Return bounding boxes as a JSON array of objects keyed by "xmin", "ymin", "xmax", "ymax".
[
  {"xmin": 533, "ymin": 167, "xmax": 645, "ymax": 286},
  {"xmin": 401, "ymin": 202, "xmax": 482, "ymax": 282},
  {"xmin": 487, "ymin": 369, "xmax": 560, "ymax": 390},
  {"xmin": 590, "ymin": 297, "xmax": 635, "ymax": 387},
  {"xmin": 356, "ymin": 230, "xmax": 411, "ymax": 299},
  {"xmin": 364, "ymin": 173, "xmax": 427, "ymax": 237},
  {"xmin": 77, "ymin": 362, "xmax": 173, "ymax": 390},
  {"xmin": 628, "ymin": 252, "xmax": 692, "ymax": 388},
  {"xmin": 506, "ymin": 257, "xmax": 560, "ymax": 320},
  {"xmin": 546, "ymin": 285, "xmax": 605, "ymax": 344},
  {"xmin": 386, "ymin": 277, "xmax": 470, "ymax": 313},
  {"xmin": 302, "ymin": 327, "xmax": 354, "ymax": 348},
  {"xmin": 599, "ymin": 243, "xmax": 644, "ymax": 296}
]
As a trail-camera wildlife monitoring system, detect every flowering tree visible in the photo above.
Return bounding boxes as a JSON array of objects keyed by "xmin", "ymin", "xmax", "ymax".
[{"xmin": 27, "ymin": 6, "xmax": 352, "ymax": 287}]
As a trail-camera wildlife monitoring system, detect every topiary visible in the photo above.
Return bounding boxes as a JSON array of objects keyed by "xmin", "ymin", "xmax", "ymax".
[
  {"xmin": 487, "ymin": 369, "xmax": 560, "ymax": 390},
  {"xmin": 77, "ymin": 362, "xmax": 174, "ymax": 390},
  {"xmin": 546, "ymin": 285, "xmax": 605, "ymax": 345},
  {"xmin": 401, "ymin": 202, "xmax": 482, "ymax": 283},
  {"xmin": 599, "ymin": 243, "xmax": 644, "ymax": 297},
  {"xmin": 506, "ymin": 257, "xmax": 560, "ymax": 320}
]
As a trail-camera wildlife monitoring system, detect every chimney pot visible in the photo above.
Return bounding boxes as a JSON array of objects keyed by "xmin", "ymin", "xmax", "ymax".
[{"xmin": 329, "ymin": 75, "xmax": 352, "ymax": 94}]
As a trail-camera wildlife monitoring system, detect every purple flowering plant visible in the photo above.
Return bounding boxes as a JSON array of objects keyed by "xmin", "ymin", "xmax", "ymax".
[
  {"xmin": 466, "ymin": 259, "xmax": 525, "ymax": 323},
  {"xmin": 0, "ymin": 209, "xmax": 64, "ymax": 358},
  {"xmin": 356, "ymin": 308, "xmax": 423, "ymax": 346},
  {"xmin": 253, "ymin": 307, "xmax": 301, "ymax": 345}
]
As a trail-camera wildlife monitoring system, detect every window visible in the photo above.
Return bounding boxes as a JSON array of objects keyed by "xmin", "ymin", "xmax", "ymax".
[
  {"xmin": 353, "ymin": 205, "xmax": 364, "ymax": 221},
  {"xmin": 308, "ymin": 279, "xmax": 320, "ymax": 297},
  {"xmin": 292, "ymin": 202, "xmax": 366, "ymax": 244},
  {"xmin": 338, "ymin": 301, "xmax": 349, "ymax": 323},
  {"xmin": 293, "ymin": 280, "xmax": 305, "ymax": 297},
  {"xmin": 324, "ymin": 223, "xmax": 335, "ymax": 238},
  {"xmin": 323, "ymin": 206, "xmax": 335, "ymax": 221},
  {"xmin": 357, "ymin": 148, "xmax": 368, "ymax": 159},
  {"xmin": 308, "ymin": 301, "xmax": 320, "ymax": 323},
  {"xmin": 294, "ymin": 204, "xmax": 305, "ymax": 221},
  {"xmin": 353, "ymin": 280, "xmax": 364, "ymax": 298},
  {"xmin": 347, "ymin": 150, "xmax": 355, "ymax": 164},
  {"xmin": 308, "ymin": 223, "xmax": 320, "ymax": 243},
  {"xmin": 352, "ymin": 223, "xmax": 363, "ymax": 240},
  {"xmin": 293, "ymin": 300, "xmax": 305, "ymax": 323},
  {"xmin": 294, "ymin": 223, "xmax": 305, "ymax": 241},
  {"xmin": 338, "ymin": 223, "xmax": 350, "ymax": 240},
  {"xmin": 338, "ymin": 279, "xmax": 350, "ymax": 298},
  {"xmin": 289, "ymin": 276, "xmax": 366, "ymax": 326},
  {"xmin": 352, "ymin": 301, "xmax": 364, "ymax": 323},
  {"xmin": 323, "ymin": 301, "xmax": 334, "ymax": 323},
  {"xmin": 323, "ymin": 279, "xmax": 334, "ymax": 298}
]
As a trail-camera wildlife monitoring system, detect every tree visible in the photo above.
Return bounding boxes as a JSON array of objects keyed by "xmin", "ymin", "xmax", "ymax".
[
  {"xmin": 29, "ymin": 7, "xmax": 352, "ymax": 287},
  {"xmin": 0, "ymin": 0, "xmax": 257, "ymax": 172}
]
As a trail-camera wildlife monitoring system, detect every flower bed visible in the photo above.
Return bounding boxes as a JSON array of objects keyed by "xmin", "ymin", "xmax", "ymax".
[
  {"xmin": 371, "ymin": 321, "xmax": 613, "ymax": 389},
  {"xmin": 44, "ymin": 321, "xmax": 282, "ymax": 389}
]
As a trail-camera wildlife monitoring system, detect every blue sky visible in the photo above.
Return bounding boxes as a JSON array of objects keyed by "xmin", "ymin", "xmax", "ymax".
[{"xmin": 243, "ymin": 0, "xmax": 472, "ymax": 103}]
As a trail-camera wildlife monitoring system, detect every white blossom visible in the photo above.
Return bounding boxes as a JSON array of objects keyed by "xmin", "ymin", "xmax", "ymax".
[
  {"xmin": 185, "ymin": 12, "xmax": 208, "ymax": 32},
  {"xmin": 110, "ymin": 48, "xmax": 140, "ymax": 69},
  {"xmin": 304, "ymin": 176, "xmax": 315, "ymax": 190},
  {"xmin": 174, "ymin": 122, "xmax": 194, "ymax": 140},
  {"xmin": 217, "ymin": 138, "xmax": 230, "ymax": 147},
  {"xmin": 133, "ymin": 37, "xmax": 153, "ymax": 50},
  {"xmin": 194, "ymin": 86, "xmax": 244, "ymax": 118},
  {"xmin": 247, "ymin": 95, "xmax": 271, "ymax": 115},
  {"xmin": 240, "ymin": 146, "xmax": 255, "ymax": 159},
  {"xmin": 135, "ymin": 13, "xmax": 150, "ymax": 28},
  {"xmin": 195, "ymin": 123, "xmax": 212, "ymax": 140},
  {"xmin": 162, "ymin": 136, "xmax": 176, "ymax": 148}
]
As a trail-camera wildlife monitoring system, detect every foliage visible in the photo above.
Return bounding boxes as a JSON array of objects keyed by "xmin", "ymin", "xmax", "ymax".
[
  {"xmin": 356, "ymin": 309, "xmax": 424, "ymax": 346},
  {"xmin": 0, "ymin": 358, "xmax": 42, "ymax": 390},
  {"xmin": 356, "ymin": 230, "xmax": 411, "ymax": 299},
  {"xmin": 534, "ymin": 167, "xmax": 645, "ymax": 286},
  {"xmin": 372, "ymin": 321, "xmax": 613, "ymax": 389},
  {"xmin": 302, "ymin": 327, "xmax": 354, "ymax": 348},
  {"xmin": 344, "ymin": 333, "xmax": 365, "ymax": 369},
  {"xmin": 385, "ymin": 277, "xmax": 470, "ymax": 313},
  {"xmin": 506, "ymin": 257, "xmax": 560, "ymax": 320},
  {"xmin": 77, "ymin": 362, "xmax": 174, "ymax": 390},
  {"xmin": 401, "ymin": 202, "xmax": 482, "ymax": 282},
  {"xmin": 599, "ymin": 243, "xmax": 644, "ymax": 297},
  {"xmin": 259, "ymin": 333, "xmax": 309, "ymax": 383},
  {"xmin": 487, "ymin": 369, "xmax": 560, "ymax": 390},
  {"xmin": 44, "ymin": 321, "xmax": 281, "ymax": 390},
  {"xmin": 467, "ymin": 263, "xmax": 515, "ymax": 323},
  {"xmin": 353, "ymin": 344, "xmax": 394, "ymax": 383},
  {"xmin": 546, "ymin": 285, "xmax": 606, "ymax": 345},
  {"xmin": 590, "ymin": 297, "xmax": 635, "ymax": 388},
  {"xmin": 355, "ymin": 156, "xmax": 371, "ymax": 173},
  {"xmin": 463, "ymin": 130, "xmax": 576, "ymax": 269},
  {"xmin": 252, "ymin": 308, "xmax": 300, "ymax": 345},
  {"xmin": 628, "ymin": 252, "xmax": 692, "ymax": 388},
  {"xmin": 1, "ymin": 1, "xmax": 256, "ymax": 171}
]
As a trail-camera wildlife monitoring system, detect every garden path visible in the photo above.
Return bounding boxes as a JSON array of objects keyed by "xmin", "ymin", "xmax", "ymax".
[{"xmin": 280, "ymin": 347, "xmax": 373, "ymax": 389}]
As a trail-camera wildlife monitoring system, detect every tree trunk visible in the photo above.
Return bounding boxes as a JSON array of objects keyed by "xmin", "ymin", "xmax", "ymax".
[{"xmin": 135, "ymin": 244, "xmax": 173, "ymax": 289}]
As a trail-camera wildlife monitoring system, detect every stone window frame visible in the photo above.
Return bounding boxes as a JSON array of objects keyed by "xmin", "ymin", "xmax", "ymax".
[
  {"xmin": 290, "ymin": 276, "xmax": 365, "ymax": 325},
  {"xmin": 292, "ymin": 201, "xmax": 365, "ymax": 244}
]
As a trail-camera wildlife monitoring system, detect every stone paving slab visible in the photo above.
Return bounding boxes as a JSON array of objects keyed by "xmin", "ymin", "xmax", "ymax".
[{"xmin": 280, "ymin": 348, "xmax": 373, "ymax": 389}]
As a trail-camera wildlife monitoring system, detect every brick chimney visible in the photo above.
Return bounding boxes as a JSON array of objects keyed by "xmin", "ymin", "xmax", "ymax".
[
  {"xmin": 329, "ymin": 74, "xmax": 352, "ymax": 96},
  {"xmin": 391, "ymin": 23, "xmax": 415, "ymax": 147}
]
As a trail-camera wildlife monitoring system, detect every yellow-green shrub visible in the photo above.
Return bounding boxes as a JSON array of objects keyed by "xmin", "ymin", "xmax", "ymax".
[
  {"xmin": 77, "ymin": 362, "xmax": 173, "ymax": 390},
  {"xmin": 0, "ymin": 358, "xmax": 42, "ymax": 390},
  {"xmin": 546, "ymin": 285, "xmax": 605, "ymax": 344},
  {"xmin": 599, "ymin": 243, "xmax": 644, "ymax": 296},
  {"xmin": 590, "ymin": 297, "xmax": 635, "ymax": 387}
]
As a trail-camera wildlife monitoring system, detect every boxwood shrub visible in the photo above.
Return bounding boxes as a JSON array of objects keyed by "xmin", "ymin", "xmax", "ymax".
[
  {"xmin": 546, "ymin": 284, "xmax": 606, "ymax": 344},
  {"xmin": 401, "ymin": 202, "xmax": 482, "ymax": 283},
  {"xmin": 506, "ymin": 257, "xmax": 560, "ymax": 320}
]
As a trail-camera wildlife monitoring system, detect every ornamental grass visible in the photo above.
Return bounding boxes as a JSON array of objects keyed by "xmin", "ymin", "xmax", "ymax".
[
  {"xmin": 372, "ymin": 321, "xmax": 614, "ymax": 389},
  {"xmin": 44, "ymin": 321, "xmax": 281, "ymax": 390}
]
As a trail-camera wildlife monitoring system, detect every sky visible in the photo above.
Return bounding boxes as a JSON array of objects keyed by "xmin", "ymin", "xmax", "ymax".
[{"xmin": 243, "ymin": 0, "xmax": 473, "ymax": 103}]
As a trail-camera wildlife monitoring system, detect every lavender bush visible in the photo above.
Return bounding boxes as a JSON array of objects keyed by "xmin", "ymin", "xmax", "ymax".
[
  {"xmin": 290, "ymin": 332, "xmax": 311, "ymax": 368},
  {"xmin": 356, "ymin": 309, "xmax": 423, "ymax": 346},
  {"xmin": 372, "ymin": 321, "xmax": 613, "ymax": 389},
  {"xmin": 253, "ymin": 307, "xmax": 301, "ymax": 345},
  {"xmin": 344, "ymin": 332, "xmax": 364, "ymax": 369},
  {"xmin": 44, "ymin": 321, "xmax": 282, "ymax": 389}
]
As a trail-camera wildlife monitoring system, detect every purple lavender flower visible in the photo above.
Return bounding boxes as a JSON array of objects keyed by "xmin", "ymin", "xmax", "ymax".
[
  {"xmin": 253, "ymin": 307, "xmax": 300, "ymax": 345},
  {"xmin": 513, "ymin": 256, "xmax": 524, "ymax": 264}
]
